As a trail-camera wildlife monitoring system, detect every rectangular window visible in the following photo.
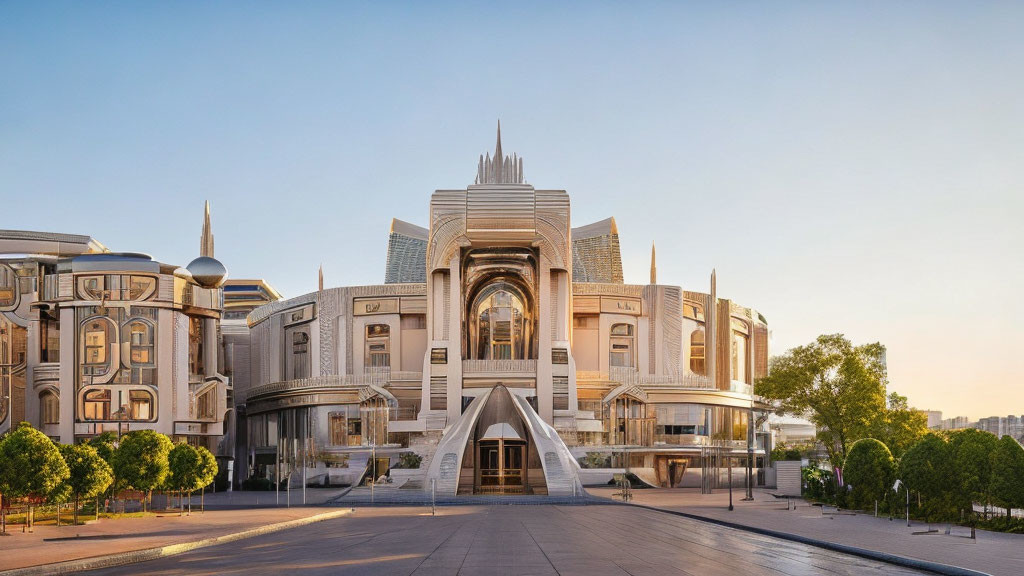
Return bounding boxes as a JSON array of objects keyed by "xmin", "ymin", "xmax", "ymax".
[
  {"xmin": 551, "ymin": 348, "xmax": 569, "ymax": 364},
  {"xmin": 329, "ymin": 412, "xmax": 346, "ymax": 445},
  {"xmin": 430, "ymin": 348, "xmax": 447, "ymax": 364},
  {"xmin": 429, "ymin": 376, "xmax": 446, "ymax": 410}
]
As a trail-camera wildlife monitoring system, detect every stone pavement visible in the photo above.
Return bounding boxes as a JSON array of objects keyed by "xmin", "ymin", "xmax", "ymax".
[
  {"xmin": 588, "ymin": 487, "xmax": 1023, "ymax": 576},
  {"xmin": 81, "ymin": 505, "xmax": 933, "ymax": 576},
  {"xmin": 329, "ymin": 483, "xmax": 594, "ymax": 506},
  {"xmin": 0, "ymin": 504, "xmax": 351, "ymax": 572}
]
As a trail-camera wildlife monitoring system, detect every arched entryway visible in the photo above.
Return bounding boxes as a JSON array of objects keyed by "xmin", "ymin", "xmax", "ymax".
[{"xmin": 458, "ymin": 385, "xmax": 547, "ymax": 495}]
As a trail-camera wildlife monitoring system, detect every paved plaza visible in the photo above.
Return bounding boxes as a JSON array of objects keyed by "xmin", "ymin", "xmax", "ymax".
[
  {"xmin": 79, "ymin": 505, "xmax": 930, "ymax": 576},
  {"xmin": 589, "ymin": 487, "xmax": 1022, "ymax": 576}
]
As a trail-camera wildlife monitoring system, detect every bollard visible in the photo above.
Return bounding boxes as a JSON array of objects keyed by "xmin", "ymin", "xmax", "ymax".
[
  {"xmin": 431, "ymin": 479, "xmax": 436, "ymax": 517},
  {"xmin": 875, "ymin": 500, "xmax": 878, "ymax": 518}
]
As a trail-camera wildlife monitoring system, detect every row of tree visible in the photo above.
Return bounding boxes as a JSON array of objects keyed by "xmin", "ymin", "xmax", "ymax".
[
  {"xmin": 844, "ymin": 430, "xmax": 1024, "ymax": 522},
  {"xmin": 0, "ymin": 422, "xmax": 217, "ymax": 528}
]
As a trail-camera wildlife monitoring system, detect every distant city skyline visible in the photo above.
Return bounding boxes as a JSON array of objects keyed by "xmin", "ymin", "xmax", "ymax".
[{"xmin": 2, "ymin": 2, "xmax": 1021, "ymax": 419}]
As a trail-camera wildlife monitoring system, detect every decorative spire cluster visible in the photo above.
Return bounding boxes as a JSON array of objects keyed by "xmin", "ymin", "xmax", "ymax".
[
  {"xmin": 475, "ymin": 120, "xmax": 525, "ymax": 184},
  {"xmin": 200, "ymin": 200, "xmax": 215, "ymax": 257}
]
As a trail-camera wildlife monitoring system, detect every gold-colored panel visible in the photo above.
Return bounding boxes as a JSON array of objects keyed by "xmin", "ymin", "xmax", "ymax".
[
  {"xmin": 573, "ymin": 296, "xmax": 600, "ymax": 314},
  {"xmin": 353, "ymin": 298, "xmax": 399, "ymax": 316},
  {"xmin": 600, "ymin": 297, "xmax": 642, "ymax": 316},
  {"xmin": 400, "ymin": 297, "xmax": 427, "ymax": 314}
]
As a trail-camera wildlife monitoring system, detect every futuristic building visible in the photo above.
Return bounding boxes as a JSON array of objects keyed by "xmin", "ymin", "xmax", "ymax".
[
  {"xmin": 0, "ymin": 205, "xmax": 231, "ymax": 449},
  {"xmin": 240, "ymin": 126, "xmax": 772, "ymax": 495}
]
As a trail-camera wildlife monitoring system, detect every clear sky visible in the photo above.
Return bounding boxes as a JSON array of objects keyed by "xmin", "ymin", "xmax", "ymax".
[{"xmin": 2, "ymin": 2, "xmax": 1021, "ymax": 420}]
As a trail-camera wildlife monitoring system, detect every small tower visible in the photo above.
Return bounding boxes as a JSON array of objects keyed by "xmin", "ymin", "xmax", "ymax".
[
  {"xmin": 187, "ymin": 201, "xmax": 227, "ymax": 288},
  {"xmin": 318, "ymin": 264, "xmax": 324, "ymax": 292},
  {"xmin": 649, "ymin": 242, "xmax": 657, "ymax": 285}
]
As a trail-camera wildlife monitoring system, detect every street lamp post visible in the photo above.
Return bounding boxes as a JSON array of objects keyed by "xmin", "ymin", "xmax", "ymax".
[{"xmin": 728, "ymin": 453, "xmax": 734, "ymax": 511}]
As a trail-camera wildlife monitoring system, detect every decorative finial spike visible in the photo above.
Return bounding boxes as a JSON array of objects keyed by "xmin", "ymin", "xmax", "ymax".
[
  {"xmin": 200, "ymin": 200, "xmax": 215, "ymax": 257},
  {"xmin": 650, "ymin": 242, "xmax": 657, "ymax": 285},
  {"xmin": 318, "ymin": 264, "xmax": 324, "ymax": 292}
]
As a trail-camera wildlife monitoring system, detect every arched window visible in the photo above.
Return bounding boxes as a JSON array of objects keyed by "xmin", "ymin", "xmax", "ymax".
[
  {"xmin": 129, "ymin": 389, "xmax": 154, "ymax": 420},
  {"xmin": 124, "ymin": 319, "xmax": 155, "ymax": 367},
  {"xmin": 291, "ymin": 330, "xmax": 310, "ymax": 378},
  {"xmin": 83, "ymin": 389, "xmax": 111, "ymax": 420},
  {"xmin": 609, "ymin": 323, "xmax": 635, "ymax": 368},
  {"xmin": 470, "ymin": 283, "xmax": 530, "ymax": 360},
  {"xmin": 689, "ymin": 329, "xmax": 706, "ymax": 375},
  {"xmin": 365, "ymin": 324, "xmax": 390, "ymax": 368},
  {"xmin": 40, "ymin": 390, "xmax": 59, "ymax": 425},
  {"xmin": 0, "ymin": 263, "xmax": 18, "ymax": 309},
  {"xmin": 81, "ymin": 317, "xmax": 115, "ymax": 377},
  {"xmin": 731, "ymin": 319, "xmax": 749, "ymax": 383}
]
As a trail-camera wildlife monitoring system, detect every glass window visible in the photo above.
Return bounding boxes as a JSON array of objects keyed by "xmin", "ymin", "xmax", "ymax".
[
  {"xmin": 77, "ymin": 276, "xmax": 104, "ymax": 300},
  {"xmin": 188, "ymin": 317, "xmax": 204, "ymax": 376},
  {"xmin": 689, "ymin": 329, "xmax": 706, "ymax": 375},
  {"xmin": 732, "ymin": 330, "xmax": 748, "ymax": 382},
  {"xmin": 365, "ymin": 324, "xmax": 390, "ymax": 368},
  {"xmin": 40, "ymin": 391, "xmax": 59, "ymax": 425},
  {"xmin": 81, "ymin": 317, "xmax": 114, "ymax": 377},
  {"xmin": 291, "ymin": 330, "xmax": 310, "ymax": 379},
  {"xmin": 40, "ymin": 317, "xmax": 60, "ymax": 363},
  {"xmin": 126, "ymin": 320, "xmax": 155, "ymax": 366},
  {"xmin": 129, "ymin": 390, "xmax": 153, "ymax": 420},
  {"xmin": 128, "ymin": 276, "xmax": 157, "ymax": 300},
  {"xmin": 0, "ymin": 264, "xmax": 17, "ymax": 309},
  {"xmin": 83, "ymin": 389, "xmax": 111, "ymax": 420},
  {"xmin": 470, "ymin": 282, "xmax": 531, "ymax": 360},
  {"xmin": 609, "ymin": 323, "xmax": 634, "ymax": 368}
]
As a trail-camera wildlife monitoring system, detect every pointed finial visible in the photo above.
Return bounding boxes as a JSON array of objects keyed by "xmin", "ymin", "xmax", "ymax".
[
  {"xmin": 494, "ymin": 119, "xmax": 503, "ymax": 165},
  {"xmin": 650, "ymin": 242, "xmax": 657, "ymax": 285},
  {"xmin": 200, "ymin": 200, "xmax": 215, "ymax": 257},
  {"xmin": 318, "ymin": 264, "xmax": 324, "ymax": 292}
]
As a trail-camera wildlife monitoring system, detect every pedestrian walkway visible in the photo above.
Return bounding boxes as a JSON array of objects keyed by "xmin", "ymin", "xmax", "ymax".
[
  {"xmin": 588, "ymin": 487, "xmax": 1023, "ymax": 576},
  {"xmin": 0, "ymin": 505, "xmax": 351, "ymax": 572},
  {"xmin": 329, "ymin": 484, "xmax": 595, "ymax": 506}
]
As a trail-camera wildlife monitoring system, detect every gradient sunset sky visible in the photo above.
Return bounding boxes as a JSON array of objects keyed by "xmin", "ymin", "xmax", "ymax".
[{"xmin": 2, "ymin": 2, "xmax": 1021, "ymax": 420}]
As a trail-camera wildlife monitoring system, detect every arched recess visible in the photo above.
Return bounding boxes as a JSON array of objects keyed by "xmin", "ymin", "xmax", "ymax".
[
  {"xmin": 466, "ymin": 279, "xmax": 535, "ymax": 360},
  {"xmin": 38, "ymin": 387, "xmax": 60, "ymax": 425},
  {"xmin": 80, "ymin": 316, "xmax": 118, "ymax": 383}
]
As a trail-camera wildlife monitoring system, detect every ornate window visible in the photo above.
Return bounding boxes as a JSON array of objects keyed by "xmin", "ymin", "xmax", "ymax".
[
  {"xmin": 689, "ymin": 329, "xmax": 706, "ymax": 375},
  {"xmin": 365, "ymin": 324, "xmax": 390, "ymax": 368},
  {"xmin": 40, "ymin": 317, "xmax": 60, "ymax": 363},
  {"xmin": 0, "ymin": 263, "xmax": 18, "ymax": 309},
  {"xmin": 188, "ymin": 317, "xmax": 204, "ymax": 376},
  {"xmin": 682, "ymin": 301, "xmax": 704, "ymax": 321},
  {"xmin": 76, "ymin": 275, "xmax": 156, "ymax": 301},
  {"xmin": 731, "ymin": 319, "xmax": 749, "ymax": 383},
  {"xmin": 290, "ymin": 330, "xmax": 310, "ymax": 379},
  {"xmin": 81, "ymin": 317, "xmax": 115, "ymax": 377},
  {"xmin": 129, "ymin": 389, "xmax": 153, "ymax": 420},
  {"xmin": 124, "ymin": 319, "xmax": 155, "ymax": 367},
  {"xmin": 40, "ymin": 390, "xmax": 59, "ymax": 425},
  {"xmin": 83, "ymin": 389, "xmax": 111, "ymax": 420},
  {"xmin": 609, "ymin": 323, "xmax": 635, "ymax": 368},
  {"xmin": 470, "ymin": 283, "xmax": 530, "ymax": 360}
]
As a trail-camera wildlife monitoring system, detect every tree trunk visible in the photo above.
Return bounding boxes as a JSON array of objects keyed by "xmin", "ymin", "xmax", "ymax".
[
  {"xmin": 74, "ymin": 496, "xmax": 79, "ymax": 526},
  {"xmin": 56, "ymin": 502, "xmax": 60, "ymax": 527},
  {"xmin": 187, "ymin": 491, "xmax": 192, "ymax": 516}
]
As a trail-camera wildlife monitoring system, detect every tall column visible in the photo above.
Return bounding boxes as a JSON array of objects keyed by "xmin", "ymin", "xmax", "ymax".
[
  {"xmin": 57, "ymin": 307, "xmax": 75, "ymax": 443},
  {"xmin": 446, "ymin": 257, "xmax": 462, "ymax": 416},
  {"xmin": 536, "ymin": 261, "xmax": 553, "ymax": 423}
]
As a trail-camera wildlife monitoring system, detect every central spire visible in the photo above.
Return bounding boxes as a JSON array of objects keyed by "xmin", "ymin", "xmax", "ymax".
[{"xmin": 475, "ymin": 120, "xmax": 524, "ymax": 185}]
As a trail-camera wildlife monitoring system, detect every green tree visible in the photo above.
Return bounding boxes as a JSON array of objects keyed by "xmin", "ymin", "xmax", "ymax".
[
  {"xmin": 989, "ymin": 435, "xmax": 1024, "ymax": 519},
  {"xmin": 756, "ymin": 334, "xmax": 887, "ymax": 471},
  {"xmin": 57, "ymin": 443, "xmax": 113, "ymax": 525},
  {"xmin": 0, "ymin": 422, "xmax": 70, "ymax": 530},
  {"xmin": 195, "ymin": 446, "xmax": 218, "ymax": 512},
  {"xmin": 899, "ymin": 433, "xmax": 954, "ymax": 522},
  {"xmin": 873, "ymin": 393, "xmax": 928, "ymax": 458},
  {"xmin": 843, "ymin": 438, "xmax": 895, "ymax": 510},
  {"xmin": 167, "ymin": 443, "xmax": 203, "ymax": 515},
  {"xmin": 111, "ymin": 430, "xmax": 172, "ymax": 512},
  {"xmin": 88, "ymin": 431, "xmax": 118, "ymax": 464},
  {"xmin": 947, "ymin": 428, "xmax": 998, "ymax": 519}
]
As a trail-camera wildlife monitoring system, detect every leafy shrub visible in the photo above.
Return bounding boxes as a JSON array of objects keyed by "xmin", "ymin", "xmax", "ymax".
[
  {"xmin": 802, "ymin": 465, "xmax": 833, "ymax": 501},
  {"xmin": 392, "ymin": 452, "xmax": 422, "ymax": 469},
  {"xmin": 843, "ymin": 438, "xmax": 895, "ymax": 510},
  {"xmin": 579, "ymin": 452, "xmax": 612, "ymax": 469}
]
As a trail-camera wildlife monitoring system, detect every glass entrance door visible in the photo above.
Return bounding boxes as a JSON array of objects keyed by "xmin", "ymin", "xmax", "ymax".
[{"xmin": 477, "ymin": 439, "xmax": 525, "ymax": 494}]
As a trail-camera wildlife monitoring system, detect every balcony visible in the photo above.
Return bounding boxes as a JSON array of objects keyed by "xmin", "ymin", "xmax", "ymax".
[
  {"xmin": 462, "ymin": 359, "xmax": 537, "ymax": 379},
  {"xmin": 576, "ymin": 368, "xmax": 716, "ymax": 390}
]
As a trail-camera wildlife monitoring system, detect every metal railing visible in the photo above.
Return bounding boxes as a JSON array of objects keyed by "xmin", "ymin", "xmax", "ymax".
[{"xmin": 462, "ymin": 359, "xmax": 537, "ymax": 374}]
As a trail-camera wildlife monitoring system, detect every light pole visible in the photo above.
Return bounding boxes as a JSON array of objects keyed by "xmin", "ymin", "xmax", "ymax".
[
  {"xmin": 727, "ymin": 452, "xmax": 734, "ymax": 511},
  {"xmin": 894, "ymin": 479, "xmax": 910, "ymax": 527}
]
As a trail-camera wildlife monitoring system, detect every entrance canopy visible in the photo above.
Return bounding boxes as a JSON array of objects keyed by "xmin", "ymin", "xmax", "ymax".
[{"xmin": 481, "ymin": 422, "xmax": 522, "ymax": 441}]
